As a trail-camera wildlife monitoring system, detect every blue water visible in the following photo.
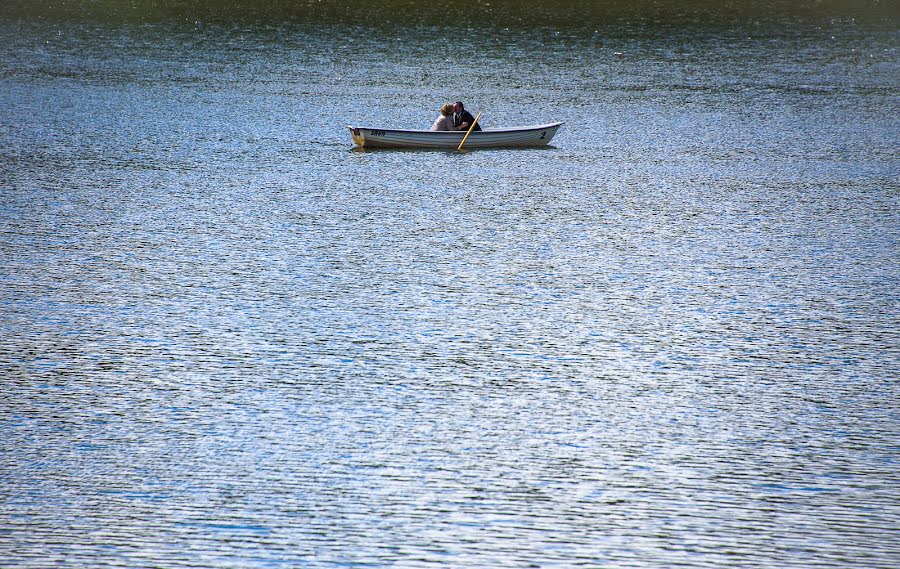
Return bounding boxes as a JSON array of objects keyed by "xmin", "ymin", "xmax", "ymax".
[{"xmin": 1, "ymin": 2, "xmax": 898, "ymax": 567}]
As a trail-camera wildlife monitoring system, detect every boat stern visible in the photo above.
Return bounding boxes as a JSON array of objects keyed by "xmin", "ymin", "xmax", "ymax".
[{"xmin": 348, "ymin": 126, "xmax": 366, "ymax": 147}]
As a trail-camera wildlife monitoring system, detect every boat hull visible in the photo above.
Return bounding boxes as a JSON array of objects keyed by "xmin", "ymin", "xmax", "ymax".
[{"xmin": 348, "ymin": 122, "xmax": 563, "ymax": 149}]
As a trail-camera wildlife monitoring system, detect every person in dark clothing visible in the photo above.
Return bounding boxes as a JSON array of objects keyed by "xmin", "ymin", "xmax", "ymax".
[{"xmin": 452, "ymin": 101, "xmax": 481, "ymax": 131}]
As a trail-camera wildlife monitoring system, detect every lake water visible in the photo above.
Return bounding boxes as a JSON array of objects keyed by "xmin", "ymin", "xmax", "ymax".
[{"xmin": 1, "ymin": 1, "xmax": 898, "ymax": 567}]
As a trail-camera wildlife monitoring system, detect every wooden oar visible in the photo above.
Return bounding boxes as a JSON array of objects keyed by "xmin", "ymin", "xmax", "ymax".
[{"xmin": 457, "ymin": 112, "xmax": 482, "ymax": 151}]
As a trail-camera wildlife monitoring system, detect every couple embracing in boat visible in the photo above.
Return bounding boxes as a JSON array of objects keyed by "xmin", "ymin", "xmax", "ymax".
[{"xmin": 430, "ymin": 101, "xmax": 482, "ymax": 132}]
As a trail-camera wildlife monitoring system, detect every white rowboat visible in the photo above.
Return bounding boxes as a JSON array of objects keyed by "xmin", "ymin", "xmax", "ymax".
[{"xmin": 348, "ymin": 122, "xmax": 563, "ymax": 149}]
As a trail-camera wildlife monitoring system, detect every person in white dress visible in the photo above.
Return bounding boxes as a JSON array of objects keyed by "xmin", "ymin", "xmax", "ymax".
[{"xmin": 429, "ymin": 103, "xmax": 455, "ymax": 131}]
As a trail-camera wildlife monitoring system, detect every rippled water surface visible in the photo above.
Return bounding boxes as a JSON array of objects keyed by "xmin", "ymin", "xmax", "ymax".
[{"xmin": 1, "ymin": 2, "xmax": 899, "ymax": 567}]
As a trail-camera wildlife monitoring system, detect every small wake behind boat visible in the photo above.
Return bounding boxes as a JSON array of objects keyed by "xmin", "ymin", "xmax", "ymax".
[{"xmin": 348, "ymin": 122, "xmax": 563, "ymax": 149}]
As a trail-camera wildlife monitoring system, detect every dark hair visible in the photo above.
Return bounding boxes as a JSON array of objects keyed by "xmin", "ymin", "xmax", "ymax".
[{"xmin": 454, "ymin": 101, "xmax": 464, "ymax": 109}]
